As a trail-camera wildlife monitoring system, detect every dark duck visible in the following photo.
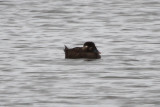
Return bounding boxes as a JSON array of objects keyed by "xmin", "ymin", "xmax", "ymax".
[{"xmin": 64, "ymin": 42, "xmax": 101, "ymax": 59}]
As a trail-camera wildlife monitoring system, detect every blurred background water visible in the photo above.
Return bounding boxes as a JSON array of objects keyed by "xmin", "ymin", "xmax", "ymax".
[{"xmin": 0, "ymin": 0, "xmax": 160, "ymax": 106}]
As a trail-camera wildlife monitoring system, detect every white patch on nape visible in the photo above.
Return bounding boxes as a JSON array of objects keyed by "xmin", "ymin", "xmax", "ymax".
[
  {"xmin": 85, "ymin": 46, "xmax": 88, "ymax": 48},
  {"xmin": 82, "ymin": 45, "xmax": 88, "ymax": 50}
]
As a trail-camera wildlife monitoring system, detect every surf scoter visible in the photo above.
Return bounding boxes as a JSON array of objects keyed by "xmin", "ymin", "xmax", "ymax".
[{"xmin": 64, "ymin": 42, "xmax": 101, "ymax": 59}]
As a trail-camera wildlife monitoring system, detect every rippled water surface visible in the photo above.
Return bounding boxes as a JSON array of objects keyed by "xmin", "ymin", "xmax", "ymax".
[{"xmin": 0, "ymin": 0, "xmax": 160, "ymax": 106}]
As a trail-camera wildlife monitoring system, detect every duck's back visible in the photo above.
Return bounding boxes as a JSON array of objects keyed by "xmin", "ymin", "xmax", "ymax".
[
  {"xmin": 64, "ymin": 46, "xmax": 100, "ymax": 59},
  {"xmin": 64, "ymin": 47, "xmax": 83, "ymax": 58}
]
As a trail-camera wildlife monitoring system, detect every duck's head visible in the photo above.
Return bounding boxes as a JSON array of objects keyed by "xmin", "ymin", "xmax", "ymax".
[{"xmin": 83, "ymin": 42, "xmax": 101, "ymax": 54}]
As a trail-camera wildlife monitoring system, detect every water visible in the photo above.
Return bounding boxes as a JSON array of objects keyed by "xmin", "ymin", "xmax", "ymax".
[{"xmin": 0, "ymin": 0, "xmax": 160, "ymax": 106}]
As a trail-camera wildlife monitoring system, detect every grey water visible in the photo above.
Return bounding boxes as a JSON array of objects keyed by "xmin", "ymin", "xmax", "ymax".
[{"xmin": 0, "ymin": 0, "xmax": 160, "ymax": 106}]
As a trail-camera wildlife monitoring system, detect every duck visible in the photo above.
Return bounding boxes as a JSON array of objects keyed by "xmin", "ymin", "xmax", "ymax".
[{"xmin": 64, "ymin": 42, "xmax": 101, "ymax": 59}]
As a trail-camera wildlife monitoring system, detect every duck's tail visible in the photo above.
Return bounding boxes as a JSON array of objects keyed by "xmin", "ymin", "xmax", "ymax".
[
  {"xmin": 64, "ymin": 45, "xmax": 68, "ymax": 58},
  {"xmin": 64, "ymin": 45, "xmax": 68, "ymax": 52}
]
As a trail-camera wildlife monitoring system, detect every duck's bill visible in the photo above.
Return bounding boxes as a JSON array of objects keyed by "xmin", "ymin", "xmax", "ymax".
[{"xmin": 94, "ymin": 49, "xmax": 101, "ymax": 54}]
